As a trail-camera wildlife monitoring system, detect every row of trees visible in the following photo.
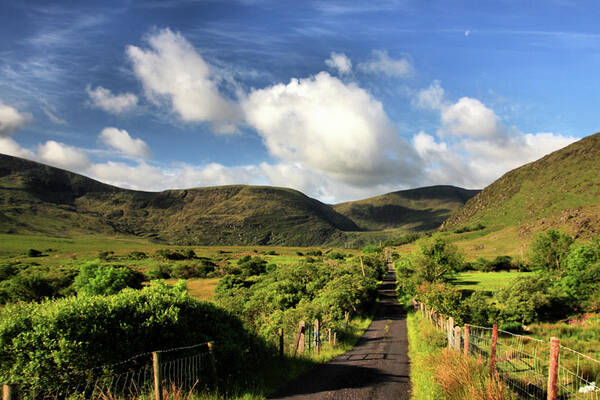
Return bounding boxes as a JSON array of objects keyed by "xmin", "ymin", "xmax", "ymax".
[{"xmin": 396, "ymin": 230, "xmax": 600, "ymax": 330}]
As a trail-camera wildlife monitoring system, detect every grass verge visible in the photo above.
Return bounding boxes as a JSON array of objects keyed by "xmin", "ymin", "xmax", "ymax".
[{"xmin": 408, "ymin": 312, "xmax": 515, "ymax": 400}]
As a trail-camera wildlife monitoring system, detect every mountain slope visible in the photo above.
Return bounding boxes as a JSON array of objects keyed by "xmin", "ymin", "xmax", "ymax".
[
  {"xmin": 0, "ymin": 154, "xmax": 359, "ymax": 245},
  {"xmin": 443, "ymin": 132, "xmax": 600, "ymax": 238},
  {"xmin": 333, "ymin": 185, "xmax": 480, "ymax": 231}
]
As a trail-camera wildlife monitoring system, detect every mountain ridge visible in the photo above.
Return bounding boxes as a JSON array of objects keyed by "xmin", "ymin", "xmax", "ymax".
[{"xmin": 1, "ymin": 154, "xmax": 477, "ymax": 245}]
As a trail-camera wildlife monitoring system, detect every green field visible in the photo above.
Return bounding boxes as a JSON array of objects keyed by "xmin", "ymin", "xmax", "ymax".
[{"xmin": 451, "ymin": 271, "xmax": 533, "ymax": 292}]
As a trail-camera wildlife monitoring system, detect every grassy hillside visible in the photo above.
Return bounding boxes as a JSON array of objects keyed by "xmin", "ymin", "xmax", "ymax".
[
  {"xmin": 0, "ymin": 154, "xmax": 359, "ymax": 246},
  {"xmin": 334, "ymin": 185, "xmax": 479, "ymax": 231},
  {"xmin": 443, "ymin": 132, "xmax": 600, "ymax": 241}
]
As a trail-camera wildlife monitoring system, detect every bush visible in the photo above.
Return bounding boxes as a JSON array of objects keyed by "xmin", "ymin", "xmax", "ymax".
[
  {"xmin": 0, "ymin": 284, "xmax": 274, "ymax": 394},
  {"xmin": 416, "ymin": 282, "xmax": 464, "ymax": 324},
  {"xmin": 327, "ymin": 252, "xmax": 345, "ymax": 260},
  {"xmin": 171, "ymin": 260, "xmax": 216, "ymax": 279},
  {"xmin": 73, "ymin": 261, "xmax": 145, "ymax": 296},
  {"xmin": 560, "ymin": 241, "xmax": 600, "ymax": 307},
  {"xmin": 27, "ymin": 249, "xmax": 42, "ymax": 257},
  {"xmin": 361, "ymin": 244, "xmax": 382, "ymax": 254},
  {"xmin": 128, "ymin": 251, "xmax": 147, "ymax": 260},
  {"xmin": 495, "ymin": 277, "xmax": 568, "ymax": 325}
]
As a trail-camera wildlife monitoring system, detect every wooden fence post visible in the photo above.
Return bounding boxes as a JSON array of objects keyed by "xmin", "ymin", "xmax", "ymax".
[
  {"xmin": 2, "ymin": 384, "xmax": 16, "ymax": 400},
  {"xmin": 328, "ymin": 328, "xmax": 332, "ymax": 345},
  {"xmin": 464, "ymin": 324, "xmax": 470, "ymax": 356},
  {"xmin": 152, "ymin": 352, "xmax": 162, "ymax": 400},
  {"xmin": 314, "ymin": 319, "xmax": 320, "ymax": 354},
  {"xmin": 490, "ymin": 324, "xmax": 498, "ymax": 376},
  {"xmin": 278, "ymin": 328, "xmax": 284, "ymax": 360},
  {"xmin": 447, "ymin": 317, "xmax": 454, "ymax": 348},
  {"xmin": 547, "ymin": 337, "xmax": 560, "ymax": 400},
  {"xmin": 292, "ymin": 321, "xmax": 305, "ymax": 357},
  {"xmin": 207, "ymin": 341, "xmax": 218, "ymax": 383},
  {"xmin": 454, "ymin": 326, "xmax": 461, "ymax": 351},
  {"xmin": 333, "ymin": 331, "xmax": 337, "ymax": 347}
]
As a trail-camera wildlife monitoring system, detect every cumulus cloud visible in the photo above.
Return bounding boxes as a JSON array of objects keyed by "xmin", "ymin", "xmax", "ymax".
[
  {"xmin": 242, "ymin": 71, "xmax": 422, "ymax": 186},
  {"xmin": 37, "ymin": 140, "xmax": 91, "ymax": 171},
  {"xmin": 440, "ymin": 97, "xmax": 503, "ymax": 138},
  {"xmin": 358, "ymin": 50, "xmax": 412, "ymax": 78},
  {"xmin": 0, "ymin": 137, "xmax": 35, "ymax": 159},
  {"xmin": 410, "ymin": 81, "xmax": 578, "ymax": 188},
  {"xmin": 87, "ymin": 86, "xmax": 138, "ymax": 114},
  {"xmin": 127, "ymin": 28, "xmax": 241, "ymax": 133},
  {"xmin": 99, "ymin": 127, "xmax": 151, "ymax": 159},
  {"xmin": 0, "ymin": 102, "xmax": 31, "ymax": 136},
  {"xmin": 325, "ymin": 52, "xmax": 352, "ymax": 75}
]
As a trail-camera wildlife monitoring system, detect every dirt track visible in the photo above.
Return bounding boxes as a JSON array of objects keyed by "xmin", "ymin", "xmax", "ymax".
[{"xmin": 270, "ymin": 267, "xmax": 411, "ymax": 400}]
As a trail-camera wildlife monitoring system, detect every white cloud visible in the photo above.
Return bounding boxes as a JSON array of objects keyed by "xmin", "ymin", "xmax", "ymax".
[
  {"xmin": 127, "ymin": 28, "xmax": 241, "ymax": 132},
  {"xmin": 465, "ymin": 30, "xmax": 471, "ymax": 37},
  {"xmin": 413, "ymin": 80, "xmax": 445, "ymax": 110},
  {"xmin": 99, "ymin": 127, "xmax": 151, "ymax": 159},
  {"xmin": 37, "ymin": 140, "xmax": 91, "ymax": 171},
  {"xmin": 440, "ymin": 97, "xmax": 503, "ymax": 138},
  {"xmin": 87, "ymin": 86, "xmax": 138, "ymax": 114},
  {"xmin": 410, "ymin": 82, "xmax": 579, "ymax": 188},
  {"xmin": 242, "ymin": 71, "xmax": 422, "ymax": 187},
  {"xmin": 0, "ymin": 102, "xmax": 31, "ymax": 136},
  {"xmin": 325, "ymin": 52, "xmax": 352, "ymax": 75},
  {"xmin": 0, "ymin": 137, "xmax": 35, "ymax": 159},
  {"xmin": 358, "ymin": 50, "xmax": 412, "ymax": 78}
]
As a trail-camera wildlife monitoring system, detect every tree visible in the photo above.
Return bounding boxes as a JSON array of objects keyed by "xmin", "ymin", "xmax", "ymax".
[
  {"xmin": 559, "ymin": 240, "xmax": 600, "ymax": 306},
  {"xmin": 395, "ymin": 236, "xmax": 464, "ymax": 300},
  {"xmin": 529, "ymin": 229, "xmax": 573, "ymax": 275}
]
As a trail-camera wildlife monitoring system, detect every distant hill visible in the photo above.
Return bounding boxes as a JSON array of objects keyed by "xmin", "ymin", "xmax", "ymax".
[
  {"xmin": 334, "ymin": 186, "xmax": 479, "ymax": 231},
  {"xmin": 443, "ymin": 132, "xmax": 600, "ymax": 239},
  {"xmin": 0, "ymin": 154, "xmax": 359, "ymax": 246}
]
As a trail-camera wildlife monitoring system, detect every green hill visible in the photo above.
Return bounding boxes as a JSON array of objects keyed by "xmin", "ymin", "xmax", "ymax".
[
  {"xmin": 0, "ymin": 154, "xmax": 359, "ymax": 246},
  {"xmin": 334, "ymin": 186, "xmax": 479, "ymax": 231},
  {"xmin": 443, "ymin": 132, "xmax": 600, "ymax": 239}
]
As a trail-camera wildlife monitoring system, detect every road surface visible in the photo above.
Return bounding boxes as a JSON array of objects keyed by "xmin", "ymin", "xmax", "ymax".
[{"xmin": 271, "ymin": 266, "xmax": 411, "ymax": 400}]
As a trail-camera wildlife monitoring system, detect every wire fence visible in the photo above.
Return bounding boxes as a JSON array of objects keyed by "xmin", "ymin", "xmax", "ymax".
[
  {"xmin": 6, "ymin": 342, "xmax": 215, "ymax": 400},
  {"xmin": 415, "ymin": 301, "xmax": 600, "ymax": 400}
]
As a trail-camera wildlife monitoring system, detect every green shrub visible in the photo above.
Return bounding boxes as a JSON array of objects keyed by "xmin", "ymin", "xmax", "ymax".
[
  {"xmin": 27, "ymin": 249, "xmax": 42, "ymax": 257},
  {"xmin": 73, "ymin": 261, "xmax": 145, "ymax": 296},
  {"xmin": 0, "ymin": 284, "xmax": 274, "ymax": 394},
  {"xmin": 529, "ymin": 229, "xmax": 573, "ymax": 275},
  {"xmin": 128, "ymin": 251, "xmax": 147, "ymax": 260},
  {"xmin": 361, "ymin": 244, "xmax": 382, "ymax": 254},
  {"xmin": 171, "ymin": 260, "xmax": 216, "ymax": 279}
]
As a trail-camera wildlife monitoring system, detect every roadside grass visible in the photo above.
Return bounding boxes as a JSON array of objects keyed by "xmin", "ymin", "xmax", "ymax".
[
  {"xmin": 408, "ymin": 312, "xmax": 515, "ymax": 400},
  {"xmin": 450, "ymin": 271, "xmax": 534, "ymax": 293},
  {"xmin": 407, "ymin": 312, "xmax": 445, "ymax": 400}
]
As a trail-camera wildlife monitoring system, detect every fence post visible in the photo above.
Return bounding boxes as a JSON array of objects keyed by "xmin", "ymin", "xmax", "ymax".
[
  {"xmin": 2, "ymin": 384, "xmax": 16, "ymax": 400},
  {"xmin": 314, "ymin": 319, "xmax": 320, "ymax": 354},
  {"xmin": 293, "ymin": 320, "xmax": 305, "ymax": 357},
  {"xmin": 152, "ymin": 352, "xmax": 162, "ymax": 400},
  {"xmin": 464, "ymin": 324, "xmax": 470, "ymax": 356},
  {"xmin": 333, "ymin": 331, "xmax": 337, "ymax": 347},
  {"xmin": 278, "ymin": 328, "xmax": 284, "ymax": 360},
  {"xmin": 328, "ymin": 328, "xmax": 332, "ymax": 345},
  {"xmin": 490, "ymin": 324, "xmax": 498, "ymax": 376},
  {"xmin": 454, "ymin": 326, "xmax": 461, "ymax": 351},
  {"xmin": 447, "ymin": 317, "xmax": 454, "ymax": 348},
  {"xmin": 547, "ymin": 337, "xmax": 560, "ymax": 400},
  {"xmin": 207, "ymin": 341, "xmax": 218, "ymax": 383}
]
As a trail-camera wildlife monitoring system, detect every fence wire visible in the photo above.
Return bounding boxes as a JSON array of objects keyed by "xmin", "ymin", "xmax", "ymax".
[
  {"xmin": 416, "ymin": 302, "xmax": 600, "ymax": 400},
  {"xmin": 13, "ymin": 342, "xmax": 213, "ymax": 400}
]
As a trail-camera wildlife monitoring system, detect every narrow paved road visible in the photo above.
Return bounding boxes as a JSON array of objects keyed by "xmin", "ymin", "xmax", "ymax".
[{"xmin": 271, "ymin": 265, "xmax": 411, "ymax": 400}]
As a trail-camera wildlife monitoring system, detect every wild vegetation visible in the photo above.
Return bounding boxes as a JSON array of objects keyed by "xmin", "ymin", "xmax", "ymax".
[
  {"xmin": 396, "ymin": 230, "xmax": 600, "ymax": 333},
  {"xmin": 407, "ymin": 312, "xmax": 513, "ymax": 400}
]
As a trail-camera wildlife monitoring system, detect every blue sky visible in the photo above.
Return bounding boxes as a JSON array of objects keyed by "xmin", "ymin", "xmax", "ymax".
[{"xmin": 1, "ymin": 0, "xmax": 598, "ymax": 202}]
